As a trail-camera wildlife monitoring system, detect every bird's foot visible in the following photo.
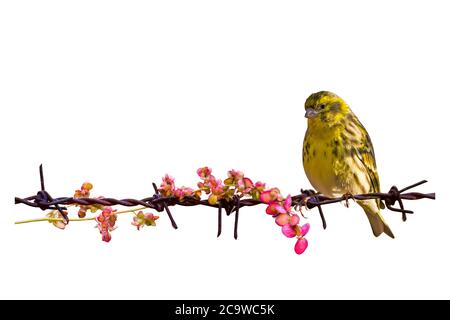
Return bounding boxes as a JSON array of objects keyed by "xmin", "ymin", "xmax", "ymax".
[
  {"xmin": 293, "ymin": 203, "xmax": 305, "ymax": 217},
  {"xmin": 342, "ymin": 192, "xmax": 356, "ymax": 208},
  {"xmin": 300, "ymin": 189, "xmax": 318, "ymax": 210},
  {"xmin": 300, "ymin": 196, "xmax": 314, "ymax": 211}
]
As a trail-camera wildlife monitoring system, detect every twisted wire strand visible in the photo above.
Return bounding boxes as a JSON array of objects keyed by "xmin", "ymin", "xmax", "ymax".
[{"xmin": 14, "ymin": 165, "xmax": 436, "ymax": 238}]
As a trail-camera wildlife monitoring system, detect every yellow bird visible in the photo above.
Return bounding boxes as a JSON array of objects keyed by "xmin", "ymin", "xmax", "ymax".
[{"xmin": 302, "ymin": 91, "xmax": 394, "ymax": 238}]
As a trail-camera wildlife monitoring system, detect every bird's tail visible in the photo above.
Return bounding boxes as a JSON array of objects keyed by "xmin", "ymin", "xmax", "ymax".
[{"xmin": 357, "ymin": 200, "xmax": 395, "ymax": 239}]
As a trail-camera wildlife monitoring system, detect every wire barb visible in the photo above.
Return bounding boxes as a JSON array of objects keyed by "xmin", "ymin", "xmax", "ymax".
[
  {"xmin": 217, "ymin": 202, "xmax": 222, "ymax": 238},
  {"xmin": 234, "ymin": 196, "xmax": 240, "ymax": 240},
  {"xmin": 152, "ymin": 183, "xmax": 178, "ymax": 230},
  {"xmin": 39, "ymin": 164, "xmax": 45, "ymax": 191},
  {"xmin": 35, "ymin": 165, "xmax": 69, "ymax": 224}
]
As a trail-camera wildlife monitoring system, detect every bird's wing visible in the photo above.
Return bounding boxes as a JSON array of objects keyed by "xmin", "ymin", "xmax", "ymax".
[
  {"xmin": 353, "ymin": 137, "xmax": 380, "ymax": 193},
  {"xmin": 351, "ymin": 116, "xmax": 385, "ymax": 209}
]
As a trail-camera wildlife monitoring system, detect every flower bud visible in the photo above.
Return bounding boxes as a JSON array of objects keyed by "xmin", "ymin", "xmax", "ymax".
[
  {"xmin": 275, "ymin": 213, "xmax": 290, "ymax": 226},
  {"xmin": 295, "ymin": 238, "xmax": 308, "ymax": 255},
  {"xmin": 282, "ymin": 225, "xmax": 296, "ymax": 238}
]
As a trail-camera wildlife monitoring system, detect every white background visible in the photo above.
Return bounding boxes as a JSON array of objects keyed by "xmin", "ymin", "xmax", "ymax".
[{"xmin": 0, "ymin": 1, "xmax": 448, "ymax": 299}]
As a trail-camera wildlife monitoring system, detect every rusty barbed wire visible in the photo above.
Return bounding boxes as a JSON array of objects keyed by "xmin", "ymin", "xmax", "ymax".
[{"xmin": 14, "ymin": 165, "xmax": 436, "ymax": 239}]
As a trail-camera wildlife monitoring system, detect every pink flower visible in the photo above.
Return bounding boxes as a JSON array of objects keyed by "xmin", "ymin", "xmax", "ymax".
[
  {"xmin": 236, "ymin": 179, "xmax": 244, "ymax": 190},
  {"xmin": 174, "ymin": 186, "xmax": 194, "ymax": 201},
  {"xmin": 131, "ymin": 219, "xmax": 141, "ymax": 230},
  {"xmin": 260, "ymin": 191, "xmax": 272, "ymax": 204},
  {"xmin": 249, "ymin": 181, "xmax": 266, "ymax": 200},
  {"xmin": 266, "ymin": 203, "xmax": 287, "ymax": 215},
  {"xmin": 300, "ymin": 223, "xmax": 310, "ymax": 237},
  {"xmin": 275, "ymin": 213, "xmax": 290, "ymax": 226},
  {"xmin": 283, "ymin": 195, "xmax": 292, "ymax": 211},
  {"xmin": 292, "ymin": 223, "xmax": 310, "ymax": 255},
  {"xmin": 227, "ymin": 169, "xmax": 244, "ymax": 181},
  {"xmin": 196, "ymin": 172, "xmax": 227, "ymax": 204},
  {"xmin": 289, "ymin": 214, "xmax": 300, "ymax": 226},
  {"xmin": 96, "ymin": 207, "xmax": 117, "ymax": 242},
  {"xmin": 73, "ymin": 183, "xmax": 104, "ymax": 218},
  {"xmin": 254, "ymin": 181, "xmax": 266, "ymax": 191},
  {"xmin": 162, "ymin": 174, "xmax": 175, "ymax": 185},
  {"xmin": 101, "ymin": 207, "xmax": 114, "ymax": 216},
  {"xmin": 295, "ymin": 238, "xmax": 308, "ymax": 255},
  {"xmin": 243, "ymin": 177, "xmax": 254, "ymax": 188},
  {"xmin": 275, "ymin": 212, "xmax": 300, "ymax": 226},
  {"xmin": 237, "ymin": 177, "xmax": 254, "ymax": 194},
  {"xmin": 74, "ymin": 182, "xmax": 93, "ymax": 198},
  {"xmin": 260, "ymin": 188, "xmax": 281, "ymax": 204},
  {"xmin": 132, "ymin": 211, "xmax": 159, "ymax": 230},
  {"xmin": 209, "ymin": 176, "xmax": 224, "ymax": 195},
  {"xmin": 197, "ymin": 167, "xmax": 212, "ymax": 179},
  {"xmin": 282, "ymin": 225, "xmax": 297, "ymax": 238},
  {"xmin": 159, "ymin": 174, "xmax": 176, "ymax": 197},
  {"xmin": 101, "ymin": 230, "xmax": 112, "ymax": 243}
]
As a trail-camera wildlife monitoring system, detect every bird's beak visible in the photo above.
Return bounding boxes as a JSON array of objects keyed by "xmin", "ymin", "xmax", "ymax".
[{"xmin": 305, "ymin": 108, "xmax": 319, "ymax": 119}]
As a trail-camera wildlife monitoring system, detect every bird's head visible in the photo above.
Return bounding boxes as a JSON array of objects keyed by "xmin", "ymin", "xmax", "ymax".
[{"xmin": 304, "ymin": 91, "xmax": 350, "ymax": 125}]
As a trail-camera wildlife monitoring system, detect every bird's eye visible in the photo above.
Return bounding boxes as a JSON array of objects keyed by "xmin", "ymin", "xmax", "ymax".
[{"xmin": 319, "ymin": 104, "xmax": 325, "ymax": 110}]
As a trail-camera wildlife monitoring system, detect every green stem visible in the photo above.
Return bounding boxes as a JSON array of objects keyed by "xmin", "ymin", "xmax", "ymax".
[{"xmin": 15, "ymin": 207, "xmax": 147, "ymax": 225}]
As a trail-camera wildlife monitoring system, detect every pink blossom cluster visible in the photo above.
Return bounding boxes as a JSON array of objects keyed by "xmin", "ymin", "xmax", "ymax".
[
  {"xmin": 68, "ymin": 183, "xmax": 161, "ymax": 242},
  {"xmin": 160, "ymin": 175, "xmax": 195, "ymax": 201},
  {"xmin": 61, "ymin": 168, "xmax": 311, "ymax": 254},
  {"xmin": 74, "ymin": 182, "xmax": 103, "ymax": 218},
  {"xmin": 132, "ymin": 211, "xmax": 160, "ymax": 230},
  {"xmin": 194, "ymin": 167, "xmax": 266, "ymax": 205},
  {"xmin": 261, "ymin": 191, "xmax": 310, "ymax": 255},
  {"xmin": 95, "ymin": 207, "xmax": 117, "ymax": 242},
  {"xmin": 159, "ymin": 167, "xmax": 310, "ymax": 255},
  {"xmin": 196, "ymin": 167, "xmax": 227, "ymax": 205},
  {"xmin": 74, "ymin": 182, "xmax": 92, "ymax": 198}
]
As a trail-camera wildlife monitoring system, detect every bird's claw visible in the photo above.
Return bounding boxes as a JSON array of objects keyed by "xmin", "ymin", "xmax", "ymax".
[
  {"xmin": 342, "ymin": 192, "xmax": 356, "ymax": 208},
  {"xmin": 301, "ymin": 196, "xmax": 313, "ymax": 210}
]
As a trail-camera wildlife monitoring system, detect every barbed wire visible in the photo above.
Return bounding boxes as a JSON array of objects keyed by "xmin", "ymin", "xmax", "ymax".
[{"xmin": 14, "ymin": 165, "xmax": 436, "ymax": 239}]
